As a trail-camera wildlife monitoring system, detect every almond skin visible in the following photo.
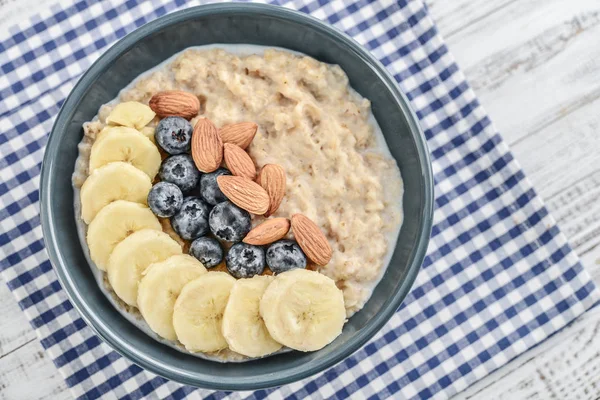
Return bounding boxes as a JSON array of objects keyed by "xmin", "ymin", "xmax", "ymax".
[
  {"xmin": 243, "ymin": 218, "xmax": 290, "ymax": 245},
  {"xmin": 191, "ymin": 118, "xmax": 223, "ymax": 173},
  {"xmin": 219, "ymin": 122, "xmax": 258, "ymax": 149},
  {"xmin": 223, "ymin": 143, "xmax": 256, "ymax": 180},
  {"xmin": 257, "ymin": 164, "xmax": 286, "ymax": 217},
  {"xmin": 291, "ymin": 214, "xmax": 332, "ymax": 266},
  {"xmin": 149, "ymin": 90, "xmax": 200, "ymax": 119},
  {"xmin": 217, "ymin": 175, "xmax": 270, "ymax": 215}
]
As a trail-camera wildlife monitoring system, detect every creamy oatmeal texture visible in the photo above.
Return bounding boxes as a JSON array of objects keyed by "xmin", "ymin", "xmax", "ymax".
[{"xmin": 75, "ymin": 45, "xmax": 403, "ymax": 325}]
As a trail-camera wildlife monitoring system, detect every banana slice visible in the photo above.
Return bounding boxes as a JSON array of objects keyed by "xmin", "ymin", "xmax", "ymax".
[
  {"xmin": 89, "ymin": 126, "xmax": 161, "ymax": 180},
  {"xmin": 106, "ymin": 101, "xmax": 156, "ymax": 130},
  {"xmin": 95, "ymin": 125, "xmax": 147, "ymax": 142},
  {"xmin": 87, "ymin": 200, "xmax": 161, "ymax": 271},
  {"xmin": 138, "ymin": 254, "xmax": 206, "ymax": 340},
  {"xmin": 222, "ymin": 276, "xmax": 282, "ymax": 357},
  {"xmin": 96, "ymin": 126, "xmax": 112, "ymax": 141},
  {"xmin": 260, "ymin": 269, "xmax": 346, "ymax": 352},
  {"xmin": 173, "ymin": 272, "xmax": 236, "ymax": 352},
  {"xmin": 107, "ymin": 229, "xmax": 182, "ymax": 306},
  {"xmin": 140, "ymin": 126, "xmax": 156, "ymax": 144},
  {"xmin": 80, "ymin": 162, "xmax": 152, "ymax": 224}
]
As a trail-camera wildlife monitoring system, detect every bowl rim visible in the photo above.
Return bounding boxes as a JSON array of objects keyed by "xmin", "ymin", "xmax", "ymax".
[{"xmin": 40, "ymin": 2, "xmax": 434, "ymax": 390}]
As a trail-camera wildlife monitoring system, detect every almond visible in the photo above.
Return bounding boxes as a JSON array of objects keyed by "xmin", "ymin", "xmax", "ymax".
[
  {"xmin": 223, "ymin": 143, "xmax": 256, "ymax": 180},
  {"xmin": 217, "ymin": 175, "xmax": 270, "ymax": 215},
  {"xmin": 291, "ymin": 214, "xmax": 332, "ymax": 266},
  {"xmin": 243, "ymin": 218, "xmax": 290, "ymax": 245},
  {"xmin": 149, "ymin": 90, "xmax": 200, "ymax": 119},
  {"xmin": 257, "ymin": 164, "xmax": 286, "ymax": 217},
  {"xmin": 191, "ymin": 118, "xmax": 223, "ymax": 173},
  {"xmin": 219, "ymin": 122, "xmax": 258, "ymax": 149}
]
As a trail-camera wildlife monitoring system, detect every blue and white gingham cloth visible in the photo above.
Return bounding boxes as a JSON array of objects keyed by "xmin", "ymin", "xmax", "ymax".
[{"xmin": 1, "ymin": 0, "xmax": 598, "ymax": 399}]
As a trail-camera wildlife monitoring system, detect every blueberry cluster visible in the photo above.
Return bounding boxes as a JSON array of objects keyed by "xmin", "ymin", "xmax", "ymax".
[{"xmin": 147, "ymin": 116, "xmax": 307, "ymax": 278}]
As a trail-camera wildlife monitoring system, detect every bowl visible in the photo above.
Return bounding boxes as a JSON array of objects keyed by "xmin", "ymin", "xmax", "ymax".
[{"xmin": 40, "ymin": 3, "xmax": 434, "ymax": 390}]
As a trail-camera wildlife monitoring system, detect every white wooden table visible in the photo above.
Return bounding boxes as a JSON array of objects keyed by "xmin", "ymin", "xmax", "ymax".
[{"xmin": 3, "ymin": 0, "xmax": 600, "ymax": 398}]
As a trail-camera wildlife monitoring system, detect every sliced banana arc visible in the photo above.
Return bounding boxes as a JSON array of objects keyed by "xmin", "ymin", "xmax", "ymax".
[
  {"xmin": 105, "ymin": 101, "xmax": 156, "ymax": 130},
  {"xmin": 83, "ymin": 102, "xmax": 349, "ymax": 357},
  {"xmin": 87, "ymin": 200, "xmax": 161, "ymax": 271},
  {"xmin": 80, "ymin": 162, "xmax": 152, "ymax": 224},
  {"xmin": 173, "ymin": 272, "xmax": 236, "ymax": 353},
  {"xmin": 107, "ymin": 229, "xmax": 182, "ymax": 307},
  {"xmin": 138, "ymin": 254, "xmax": 207, "ymax": 341},
  {"xmin": 222, "ymin": 275, "xmax": 282, "ymax": 357},
  {"xmin": 89, "ymin": 126, "xmax": 161, "ymax": 180},
  {"xmin": 260, "ymin": 269, "xmax": 346, "ymax": 352}
]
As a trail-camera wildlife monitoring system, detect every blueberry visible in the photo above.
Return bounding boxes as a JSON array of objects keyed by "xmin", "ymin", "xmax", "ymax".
[
  {"xmin": 200, "ymin": 168, "xmax": 232, "ymax": 205},
  {"xmin": 189, "ymin": 237, "xmax": 223, "ymax": 268},
  {"xmin": 266, "ymin": 240, "xmax": 307, "ymax": 274},
  {"xmin": 147, "ymin": 181, "xmax": 183, "ymax": 218},
  {"xmin": 208, "ymin": 201, "xmax": 251, "ymax": 242},
  {"xmin": 159, "ymin": 154, "xmax": 200, "ymax": 193},
  {"xmin": 226, "ymin": 243, "xmax": 265, "ymax": 278},
  {"xmin": 170, "ymin": 197, "xmax": 211, "ymax": 240},
  {"xmin": 155, "ymin": 116, "xmax": 193, "ymax": 155}
]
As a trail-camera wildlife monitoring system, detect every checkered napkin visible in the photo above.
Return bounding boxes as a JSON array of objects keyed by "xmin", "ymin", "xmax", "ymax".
[{"xmin": 1, "ymin": 0, "xmax": 598, "ymax": 398}]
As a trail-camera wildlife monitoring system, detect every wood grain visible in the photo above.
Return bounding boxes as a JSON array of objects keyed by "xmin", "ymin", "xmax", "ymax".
[
  {"xmin": 424, "ymin": 0, "xmax": 518, "ymax": 39},
  {"xmin": 0, "ymin": 280, "xmax": 69, "ymax": 400},
  {"xmin": 426, "ymin": 0, "xmax": 600, "ymax": 398},
  {"xmin": 0, "ymin": 0, "xmax": 53, "ymax": 35},
  {"xmin": 439, "ymin": 0, "xmax": 600, "ymax": 271},
  {"xmin": 0, "ymin": 283, "xmax": 36, "ymax": 357},
  {"xmin": 0, "ymin": 340, "xmax": 70, "ymax": 400},
  {"xmin": 443, "ymin": 0, "xmax": 600, "ymax": 145}
]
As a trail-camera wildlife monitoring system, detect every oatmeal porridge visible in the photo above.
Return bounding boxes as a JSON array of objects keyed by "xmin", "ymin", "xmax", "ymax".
[{"xmin": 73, "ymin": 45, "xmax": 403, "ymax": 360}]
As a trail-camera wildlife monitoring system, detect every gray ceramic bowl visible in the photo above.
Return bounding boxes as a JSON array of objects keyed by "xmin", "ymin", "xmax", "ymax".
[{"xmin": 40, "ymin": 3, "xmax": 433, "ymax": 390}]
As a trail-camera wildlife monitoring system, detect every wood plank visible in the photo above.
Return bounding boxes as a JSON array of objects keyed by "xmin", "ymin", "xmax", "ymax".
[
  {"xmin": 442, "ymin": 0, "xmax": 600, "ymax": 72},
  {"xmin": 546, "ymin": 164, "xmax": 600, "ymax": 262},
  {"xmin": 430, "ymin": 0, "xmax": 600, "ymax": 274},
  {"xmin": 429, "ymin": 0, "xmax": 600, "ymax": 275},
  {"xmin": 442, "ymin": 0, "xmax": 600, "ymax": 146},
  {"xmin": 428, "ymin": 0, "xmax": 600, "ymax": 268},
  {"xmin": 512, "ymin": 94, "xmax": 600, "ymax": 202},
  {"xmin": 0, "ymin": 276, "xmax": 71, "ymax": 398},
  {"xmin": 0, "ymin": 340, "xmax": 70, "ymax": 400},
  {"xmin": 425, "ymin": 0, "xmax": 518, "ymax": 39},
  {"xmin": 0, "ymin": 0, "xmax": 55, "ymax": 33},
  {"xmin": 577, "ymin": 246, "xmax": 600, "ymax": 285},
  {"xmin": 0, "ymin": 281, "xmax": 37, "ymax": 358},
  {"xmin": 510, "ymin": 94, "xmax": 600, "ymax": 274},
  {"xmin": 426, "ymin": 0, "xmax": 600, "ymax": 398}
]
